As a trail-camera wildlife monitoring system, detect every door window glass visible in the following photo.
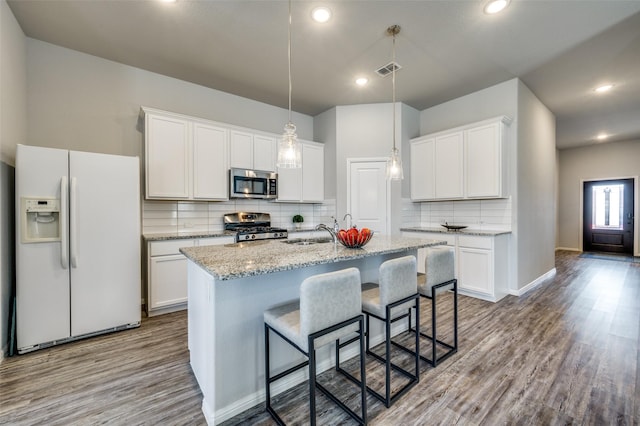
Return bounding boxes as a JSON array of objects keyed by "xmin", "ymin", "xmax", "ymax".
[{"xmin": 592, "ymin": 184, "xmax": 623, "ymax": 230}]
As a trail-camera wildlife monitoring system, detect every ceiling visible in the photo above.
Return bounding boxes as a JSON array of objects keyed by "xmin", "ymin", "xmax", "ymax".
[{"xmin": 7, "ymin": 0, "xmax": 640, "ymax": 149}]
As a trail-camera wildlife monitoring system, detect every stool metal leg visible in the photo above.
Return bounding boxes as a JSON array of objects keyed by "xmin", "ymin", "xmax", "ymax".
[
  {"xmin": 308, "ymin": 340, "xmax": 317, "ymax": 426},
  {"xmin": 416, "ymin": 278, "xmax": 458, "ymax": 367},
  {"xmin": 264, "ymin": 324, "xmax": 274, "ymax": 420},
  {"xmin": 339, "ymin": 293, "xmax": 420, "ymax": 408},
  {"xmin": 431, "ymin": 293, "xmax": 437, "ymax": 366},
  {"xmin": 358, "ymin": 318, "xmax": 368, "ymax": 425},
  {"xmin": 266, "ymin": 317, "xmax": 368, "ymax": 425}
]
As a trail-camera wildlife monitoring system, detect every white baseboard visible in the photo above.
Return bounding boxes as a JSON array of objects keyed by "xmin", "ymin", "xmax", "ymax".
[
  {"xmin": 555, "ymin": 247, "xmax": 581, "ymax": 252},
  {"xmin": 509, "ymin": 268, "xmax": 556, "ymax": 297}
]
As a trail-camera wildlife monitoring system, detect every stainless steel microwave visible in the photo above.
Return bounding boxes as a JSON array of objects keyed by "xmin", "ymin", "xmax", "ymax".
[{"xmin": 229, "ymin": 168, "xmax": 277, "ymax": 199}]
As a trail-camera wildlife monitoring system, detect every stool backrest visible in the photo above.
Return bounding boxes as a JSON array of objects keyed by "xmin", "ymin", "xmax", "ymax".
[
  {"xmin": 300, "ymin": 267, "xmax": 362, "ymax": 341},
  {"xmin": 379, "ymin": 256, "xmax": 417, "ymax": 306},
  {"xmin": 425, "ymin": 246, "xmax": 455, "ymax": 287}
]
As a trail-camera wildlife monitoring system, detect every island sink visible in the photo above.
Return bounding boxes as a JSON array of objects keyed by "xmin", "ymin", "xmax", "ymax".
[{"xmin": 281, "ymin": 237, "xmax": 333, "ymax": 245}]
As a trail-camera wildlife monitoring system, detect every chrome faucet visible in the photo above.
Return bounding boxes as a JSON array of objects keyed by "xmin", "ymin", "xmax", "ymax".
[
  {"xmin": 343, "ymin": 213, "xmax": 352, "ymax": 228},
  {"xmin": 315, "ymin": 223, "xmax": 337, "ymax": 243}
]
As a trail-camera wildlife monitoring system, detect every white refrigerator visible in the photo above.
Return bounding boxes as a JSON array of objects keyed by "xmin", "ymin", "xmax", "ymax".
[{"xmin": 16, "ymin": 144, "xmax": 141, "ymax": 353}]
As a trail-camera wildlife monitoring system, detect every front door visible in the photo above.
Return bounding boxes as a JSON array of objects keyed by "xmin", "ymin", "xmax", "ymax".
[{"xmin": 583, "ymin": 178, "xmax": 634, "ymax": 254}]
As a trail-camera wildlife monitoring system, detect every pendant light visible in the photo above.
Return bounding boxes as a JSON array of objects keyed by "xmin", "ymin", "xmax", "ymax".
[
  {"xmin": 386, "ymin": 25, "xmax": 404, "ymax": 180},
  {"xmin": 276, "ymin": 0, "xmax": 302, "ymax": 169}
]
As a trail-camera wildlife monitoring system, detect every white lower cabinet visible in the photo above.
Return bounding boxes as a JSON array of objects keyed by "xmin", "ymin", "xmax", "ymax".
[
  {"xmin": 149, "ymin": 254, "xmax": 190, "ymax": 313},
  {"xmin": 402, "ymin": 231, "xmax": 509, "ymax": 302},
  {"xmin": 147, "ymin": 236, "xmax": 234, "ymax": 316}
]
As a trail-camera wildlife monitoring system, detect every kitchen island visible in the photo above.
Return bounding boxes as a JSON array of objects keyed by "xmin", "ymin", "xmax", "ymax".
[{"xmin": 180, "ymin": 235, "xmax": 445, "ymax": 425}]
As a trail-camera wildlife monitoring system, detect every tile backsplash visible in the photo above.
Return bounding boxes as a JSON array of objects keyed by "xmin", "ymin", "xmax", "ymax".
[
  {"xmin": 419, "ymin": 198, "xmax": 512, "ymax": 231},
  {"xmin": 142, "ymin": 197, "xmax": 511, "ymax": 235},
  {"xmin": 142, "ymin": 199, "xmax": 337, "ymax": 235}
]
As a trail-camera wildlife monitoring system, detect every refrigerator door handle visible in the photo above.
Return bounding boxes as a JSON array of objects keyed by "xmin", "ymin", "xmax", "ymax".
[
  {"xmin": 70, "ymin": 176, "xmax": 78, "ymax": 268},
  {"xmin": 60, "ymin": 176, "xmax": 69, "ymax": 269}
]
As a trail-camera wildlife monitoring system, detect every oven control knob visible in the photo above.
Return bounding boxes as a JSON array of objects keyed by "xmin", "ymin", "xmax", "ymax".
[
  {"xmin": 251, "ymin": 235, "xmax": 256, "ymax": 239},
  {"xmin": 243, "ymin": 235, "xmax": 249, "ymax": 240}
]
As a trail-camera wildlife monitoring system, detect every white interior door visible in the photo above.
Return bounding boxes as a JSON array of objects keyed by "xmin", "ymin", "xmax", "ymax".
[{"xmin": 348, "ymin": 160, "xmax": 389, "ymax": 234}]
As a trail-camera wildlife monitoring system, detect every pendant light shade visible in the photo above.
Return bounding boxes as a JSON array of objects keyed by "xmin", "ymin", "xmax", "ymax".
[
  {"xmin": 276, "ymin": 0, "xmax": 302, "ymax": 169},
  {"xmin": 277, "ymin": 122, "xmax": 302, "ymax": 168},
  {"xmin": 388, "ymin": 146, "xmax": 404, "ymax": 180},
  {"xmin": 386, "ymin": 25, "xmax": 404, "ymax": 181}
]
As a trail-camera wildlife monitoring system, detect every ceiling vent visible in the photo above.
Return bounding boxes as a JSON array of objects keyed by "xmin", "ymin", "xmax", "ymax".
[{"xmin": 376, "ymin": 61, "xmax": 402, "ymax": 77}]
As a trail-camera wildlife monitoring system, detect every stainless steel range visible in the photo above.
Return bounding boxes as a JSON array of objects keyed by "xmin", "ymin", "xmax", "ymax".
[{"xmin": 224, "ymin": 212, "xmax": 288, "ymax": 242}]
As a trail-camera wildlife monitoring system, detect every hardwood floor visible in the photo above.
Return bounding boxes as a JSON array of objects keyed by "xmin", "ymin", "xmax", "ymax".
[
  {"xmin": 0, "ymin": 311, "xmax": 206, "ymax": 425},
  {"xmin": 1, "ymin": 250, "xmax": 638, "ymax": 425}
]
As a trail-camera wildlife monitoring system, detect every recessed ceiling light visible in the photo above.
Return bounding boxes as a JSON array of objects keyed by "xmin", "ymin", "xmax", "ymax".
[
  {"xmin": 355, "ymin": 77, "xmax": 368, "ymax": 86},
  {"xmin": 311, "ymin": 7, "xmax": 331, "ymax": 23},
  {"xmin": 159, "ymin": 0, "xmax": 177, "ymax": 3},
  {"xmin": 594, "ymin": 84, "xmax": 614, "ymax": 93},
  {"xmin": 596, "ymin": 133, "xmax": 608, "ymax": 140},
  {"xmin": 483, "ymin": 0, "xmax": 510, "ymax": 14}
]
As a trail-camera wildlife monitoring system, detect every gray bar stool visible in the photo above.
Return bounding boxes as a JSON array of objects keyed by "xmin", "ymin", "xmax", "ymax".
[
  {"xmin": 264, "ymin": 267, "xmax": 367, "ymax": 425},
  {"xmin": 337, "ymin": 255, "xmax": 420, "ymax": 408},
  {"xmin": 416, "ymin": 246, "xmax": 458, "ymax": 366}
]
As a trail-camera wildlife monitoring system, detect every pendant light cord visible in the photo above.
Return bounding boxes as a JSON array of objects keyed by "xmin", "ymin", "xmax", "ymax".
[
  {"xmin": 288, "ymin": 0, "xmax": 293, "ymax": 124},
  {"xmin": 392, "ymin": 31, "xmax": 396, "ymax": 150}
]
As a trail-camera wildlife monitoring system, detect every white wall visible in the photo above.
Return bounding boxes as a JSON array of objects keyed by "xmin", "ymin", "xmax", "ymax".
[
  {"xmin": 26, "ymin": 39, "xmax": 314, "ymax": 158},
  {"xmin": 400, "ymin": 103, "xmax": 420, "ymax": 199},
  {"xmin": 515, "ymin": 80, "xmax": 557, "ymax": 289},
  {"xmin": 313, "ymin": 107, "xmax": 337, "ymax": 200},
  {"xmin": 420, "ymin": 79, "xmax": 518, "ymax": 135},
  {"xmin": 558, "ymin": 139, "xmax": 640, "ymax": 254},
  {"xmin": 0, "ymin": 0, "xmax": 27, "ymax": 359},
  {"xmin": 329, "ymin": 102, "xmax": 417, "ymax": 233},
  {"xmin": 335, "ymin": 103, "xmax": 394, "ymax": 222}
]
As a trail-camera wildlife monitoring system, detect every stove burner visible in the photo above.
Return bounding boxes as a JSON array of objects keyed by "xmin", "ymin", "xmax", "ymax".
[{"xmin": 224, "ymin": 212, "xmax": 288, "ymax": 242}]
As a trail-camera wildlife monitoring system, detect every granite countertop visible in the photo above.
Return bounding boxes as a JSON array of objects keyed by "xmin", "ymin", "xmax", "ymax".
[
  {"xmin": 400, "ymin": 226, "xmax": 511, "ymax": 236},
  {"xmin": 180, "ymin": 235, "xmax": 446, "ymax": 281},
  {"xmin": 143, "ymin": 231, "xmax": 233, "ymax": 241}
]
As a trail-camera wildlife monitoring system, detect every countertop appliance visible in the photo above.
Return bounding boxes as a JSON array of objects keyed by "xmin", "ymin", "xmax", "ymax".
[
  {"xmin": 15, "ymin": 144, "xmax": 141, "ymax": 353},
  {"xmin": 224, "ymin": 212, "xmax": 287, "ymax": 242},
  {"xmin": 229, "ymin": 168, "xmax": 277, "ymax": 199}
]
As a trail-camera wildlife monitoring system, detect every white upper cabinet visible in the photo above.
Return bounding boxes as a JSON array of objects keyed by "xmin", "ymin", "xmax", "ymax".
[
  {"xmin": 143, "ymin": 106, "xmax": 320, "ymax": 204},
  {"xmin": 192, "ymin": 122, "xmax": 228, "ymax": 200},
  {"xmin": 434, "ymin": 131, "xmax": 464, "ymax": 199},
  {"xmin": 229, "ymin": 130, "xmax": 253, "ymax": 169},
  {"xmin": 145, "ymin": 113, "xmax": 190, "ymax": 199},
  {"xmin": 253, "ymin": 135, "xmax": 277, "ymax": 172},
  {"xmin": 465, "ymin": 121, "xmax": 506, "ymax": 198},
  {"xmin": 143, "ymin": 107, "xmax": 229, "ymax": 201},
  {"xmin": 277, "ymin": 140, "xmax": 324, "ymax": 203},
  {"xmin": 301, "ymin": 142, "xmax": 324, "ymax": 202},
  {"xmin": 410, "ymin": 138, "xmax": 435, "ymax": 200},
  {"xmin": 276, "ymin": 167, "xmax": 301, "ymax": 202},
  {"xmin": 410, "ymin": 116, "xmax": 510, "ymax": 201},
  {"xmin": 229, "ymin": 131, "xmax": 277, "ymax": 172}
]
